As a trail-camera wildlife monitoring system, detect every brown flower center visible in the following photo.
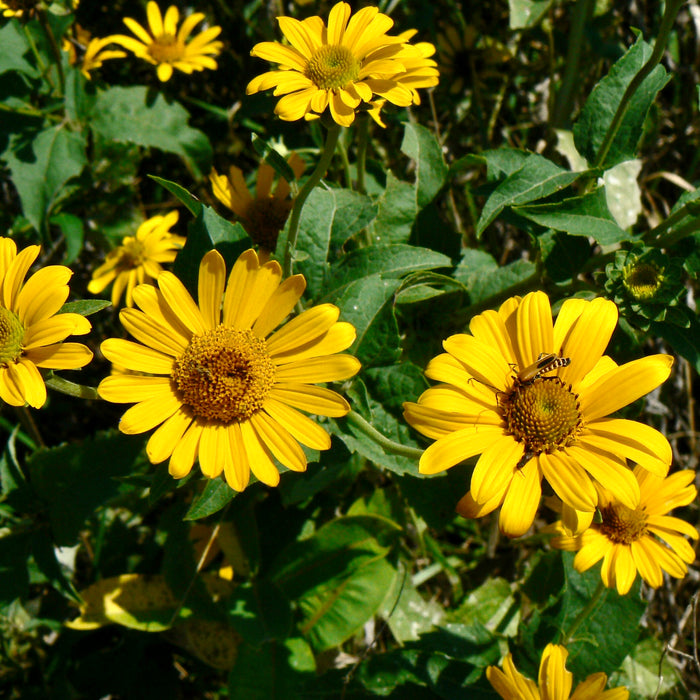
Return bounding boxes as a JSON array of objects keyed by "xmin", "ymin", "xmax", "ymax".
[
  {"xmin": 148, "ymin": 34, "xmax": 185, "ymax": 63},
  {"xmin": 116, "ymin": 236, "xmax": 146, "ymax": 270},
  {"xmin": 0, "ymin": 307, "xmax": 25, "ymax": 365},
  {"xmin": 305, "ymin": 45, "xmax": 360, "ymax": 90},
  {"xmin": 599, "ymin": 503, "xmax": 648, "ymax": 544},
  {"xmin": 172, "ymin": 326, "xmax": 275, "ymax": 423},
  {"xmin": 623, "ymin": 262, "xmax": 663, "ymax": 300},
  {"xmin": 243, "ymin": 197, "xmax": 293, "ymax": 252},
  {"xmin": 501, "ymin": 377, "xmax": 581, "ymax": 454}
]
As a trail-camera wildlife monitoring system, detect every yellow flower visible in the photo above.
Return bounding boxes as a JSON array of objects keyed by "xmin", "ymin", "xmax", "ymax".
[
  {"xmin": 246, "ymin": 1, "xmax": 419, "ymax": 127},
  {"xmin": 98, "ymin": 248, "xmax": 361, "ymax": 492},
  {"xmin": 63, "ymin": 28, "xmax": 127, "ymax": 79},
  {"xmin": 487, "ymin": 643, "xmax": 629, "ymax": 700},
  {"xmin": 0, "ymin": 237, "xmax": 93, "ymax": 408},
  {"xmin": 210, "ymin": 153, "xmax": 306, "ymax": 254},
  {"xmin": 547, "ymin": 467, "xmax": 698, "ymax": 595},
  {"xmin": 403, "ymin": 291, "xmax": 674, "ymax": 538},
  {"xmin": 393, "ymin": 31, "xmax": 440, "ymax": 104},
  {"xmin": 111, "ymin": 1, "xmax": 223, "ymax": 82},
  {"xmin": 88, "ymin": 211, "xmax": 185, "ymax": 308},
  {"xmin": 0, "ymin": 0, "xmax": 35, "ymax": 18}
]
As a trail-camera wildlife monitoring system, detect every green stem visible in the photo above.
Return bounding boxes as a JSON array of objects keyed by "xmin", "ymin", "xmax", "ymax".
[
  {"xmin": 37, "ymin": 9, "xmax": 65, "ymax": 96},
  {"xmin": 284, "ymin": 123, "xmax": 341, "ymax": 278},
  {"xmin": 15, "ymin": 407, "xmax": 45, "ymax": 449},
  {"xmin": 336, "ymin": 135, "xmax": 352, "ymax": 190},
  {"xmin": 0, "ymin": 416, "xmax": 37, "ymax": 450},
  {"xmin": 559, "ymin": 578, "xmax": 607, "ymax": 646},
  {"xmin": 593, "ymin": 0, "xmax": 683, "ymax": 169},
  {"xmin": 45, "ymin": 375, "xmax": 100, "ymax": 401},
  {"xmin": 643, "ymin": 198, "xmax": 700, "ymax": 246},
  {"xmin": 551, "ymin": 0, "xmax": 595, "ymax": 128},
  {"xmin": 345, "ymin": 410, "xmax": 424, "ymax": 460},
  {"xmin": 355, "ymin": 114, "xmax": 369, "ymax": 195}
]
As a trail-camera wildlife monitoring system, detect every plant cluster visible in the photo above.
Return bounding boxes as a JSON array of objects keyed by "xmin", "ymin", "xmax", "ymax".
[{"xmin": 0, "ymin": 0, "xmax": 698, "ymax": 698}]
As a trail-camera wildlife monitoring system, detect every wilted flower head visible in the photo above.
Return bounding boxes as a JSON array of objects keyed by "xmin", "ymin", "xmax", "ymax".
[{"xmin": 210, "ymin": 153, "xmax": 306, "ymax": 254}]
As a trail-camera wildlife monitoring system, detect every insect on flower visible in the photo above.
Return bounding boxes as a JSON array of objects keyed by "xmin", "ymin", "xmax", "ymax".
[{"xmin": 515, "ymin": 352, "xmax": 571, "ymax": 385}]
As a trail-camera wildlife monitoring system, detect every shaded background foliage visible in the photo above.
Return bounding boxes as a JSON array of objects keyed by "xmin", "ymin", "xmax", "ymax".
[{"xmin": 0, "ymin": 0, "xmax": 699, "ymax": 698}]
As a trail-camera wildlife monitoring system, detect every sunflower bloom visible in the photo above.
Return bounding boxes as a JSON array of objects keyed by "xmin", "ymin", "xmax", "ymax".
[
  {"xmin": 111, "ymin": 1, "xmax": 223, "ymax": 82},
  {"xmin": 403, "ymin": 291, "xmax": 674, "ymax": 538},
  {"xmin": 98, "ymin": 248, "xmax": 361, "ymax": 491},
  {"xmin": 547, "ymin": 466, "xmax": 698, "ymax": 595},
  {"xmin": 88, "ymin": 211, "xmax": 185, "ymax": 308},
  {"xmin": 487, "ymin": 643, "xmax": 629, "ymax": 700},
  {"xmin": 210, "ymin": 153, "xmax": 306, "ymax": 254},
  {"xmin": 0, "ymin": 237, "xmax": 93, "ymax": 408},
  {"xmin": 246, "ymin": 2, "xmax": 421, "ymax": 127}
]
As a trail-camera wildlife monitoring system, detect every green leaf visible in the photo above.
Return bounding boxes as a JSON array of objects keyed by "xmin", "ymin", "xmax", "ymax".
[
  {"xmin": 401, "ymin": 122, "xmax": 448, "ymax": 209},
  {"xmin": 184, "ymin": 478, "xmax": 237, "ymax": 520},
  {"xmin": 59, "ymin": 299, "xmax": 112, "ymax": 316},
  {"xmin": 476, "ymin": 154, "xmax": 584, "ymax": 236},
  {"xmin": 90, "ymin": 86, "xmax": 213, "ymax": 178},
  {"xmin": 251, "ymin": 134, "xmax": 296, "ymax": 183},
  {"xmin": 270, "ymin": 514, "xmax": 401, "ymax": 601},
  {"xmin": 515, "ymin": 187, "xmax": 631, "ymax": 246},
  {"xmin": 613, "ymin": 636, "xmax": 682, "ymax": 697},
  {"xmin": 0, "ymin": 21, "xmax": 38, "ymax": 77},
  {"xmin": 0, "ymin": 531, "xmax": 31, "ymax": 603},
  {"xmin": 480, "ymin": 148, "xmax": 530, "ymax": 180},
  {"xmin": 50, "ymin": 212, "xmax": 84, "ymax": 264},
  {"xmin": 27, "ymin": 430, "xmax": 146, "ymax": 546},
  {"xmin": 468, "ymin": 259, "xmax": 536, "ymax": 304},
  {"xmin": 295, "ymin": 187, "xmax": 377, "ymax": 300},
  {"xmin": 4, "ymin": 125, "xmax": 87, "ymax": 234},
  {"xmin": 373, "ymin": 172, "xmax": 418, "ymax": 244},
  {"xmin": 540, "ymin": 231, "xmax": 592, "ymax": 284},
  {"xmin": 228, "ymin": 638, "xmax": 315, "ymax": 700},
  {"xmin": 573, "ymin": 37, "xmax": 670, "ymax": 168},
  {"xmin": 299, "ymin": 557, "xmax": 397, "ymax": 651},
  {"xmin": 650, "ymin": 318, "xmax": 700, "ymax": 373},
  {"xmin": 174, "ymin": 205, "xmax": 249, "ymax": 293},
  {"xmin": 227, "ymin": 580, "xmax": 292, "ymax": 645},
  {"xmin": 149, "ymin": 175, "xmax": 202, "ymax": 217},
  {"xmin": 509, "ymin": 0, "xmax": 551, "ymax": 28}
]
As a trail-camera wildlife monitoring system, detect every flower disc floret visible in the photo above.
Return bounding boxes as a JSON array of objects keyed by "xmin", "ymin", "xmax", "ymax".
[{"xmin": 173, "ymin": 327, "xmax": 276, "ymax": 422}]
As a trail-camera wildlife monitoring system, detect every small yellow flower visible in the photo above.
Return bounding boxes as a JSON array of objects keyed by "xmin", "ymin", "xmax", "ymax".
[
  {"xmin": 88, "ymin": 211, "xmax": 185, "ymax": 308},
  {"xmin": 210, "ymin": 153, "xmax": 305, "ymax": 254},
  {"xmin": 0, "ymin": 237, "xmax": 93, "ymax": 408},
  {"xmin": 98, "ymin": 248, "xmax": 361, "ymax": 492},
  {"xmin": 0, "ymin": 0, "xmax": 36, "ymax": 18},
  {"xmin": 63, "ymin": 27, "xmax": 127, "ymax": 79},
  {"xmin": 547, "ymin": 467, "xmax": 698, "ymax": 595},
  {"xmin": 403, "ymin": 292, "xmax": 674, "ymax": 538},
  {"xmin": 111, "ymin": 1, "xmax": 223, "ymax": 82},
  {"xmin": 487, "ymin": 643, "xmax": 629, "ymax": 700},
  {"xmin": 247, "ymin": 1, "xmax": 423, "ymax": 127}
]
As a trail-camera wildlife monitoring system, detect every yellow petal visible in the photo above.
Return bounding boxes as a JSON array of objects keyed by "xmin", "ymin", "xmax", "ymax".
[
  {"xmin": 262, "ymin": 398, "xmax": 331, "ymax": 450},
  {"xmin": 539, "ymin": 452, "xmax": 597, "ymax": 512},
  {"xmin": 101, "ymin": 338, "xmax": 174, "ymax": 375},
  {"xmin": 470, "ymin": 435, "xmax": 525, "ymax": 504},
  {"xmin": 157, "ymin": 271, "xmax": 206, "ymax": 335},
  {"xmin": 252, "ymin": 274, "xmax": 306, "ymax": 338},
  {"xmin": 498, "ymin": 458, "xmax": 541, "ymax": 538},
  {"xmin": 249, "ymin": 411, "xmax": 306, "ymax": 472},
  {"xmin": 240, "ymin": 420, "xmax": 280, "ymax": 487},
  {"xmin": 268, "ymin": 383, "xmax": 350, "ymax": 417},
  {"xmin": 418, "ymin": 425, "xmax": 505, "ymax": 475},
  {"xmin": 198, "ymin": 250, "xmax": 226, "ymax": 329},
  {"xmin": 169, "ymin": 421, "xmax": 203, "ymax": 479},
  {"xmin": 119, "ymin": 392, "xmax": 181, "ymax": 435},
  {"xmin": 98, "ymin": 375, "xmax": 172, "ymax": 403},
  {"xmin": 274, "ymin": 354, "xmax": 360, "ymax": 383},
  {"xmin": 147, "ymin": 408, "xmax": 193, "ymax": 463},
  {"xmin": 513, "ymin": 291, "xmax": 553, "ymax": 370}
]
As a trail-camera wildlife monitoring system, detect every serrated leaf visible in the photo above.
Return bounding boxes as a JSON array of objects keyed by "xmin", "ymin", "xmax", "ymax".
[
  {"xmin": 573, "ymin": 37, "xmax": 670, "ymax": 168},
  {"xmin": 4, "ymin": 125, "xmax": 87, "ymax": 234},
  {"xmin": 27, "ymin": 431, "xmax": 146, "ymax": 546},
  {"xmin": 0, "ymin": 22, "xmax": 38, "ymax": 77},
  {"xmin": 90, "ymin": 86, "xmax": 212, "ymax": 178},
  {"xmin": 401, "ymin": 122, "xmax": 448, "ymax": 209},
  {"xmin": 373, "ymin": 172, "xmax": 418, "ymax": 244},
  {"xmin": 514, "ymin": 187, "xmax": 630, "ymax": 246},
  {"xmin": 477, "ymin": 154, "xmax": 584, "ymax": 236},
  {"xmin": 185, "ymin": 478, "xmax": 237, "ymax": 520},
  {"xmin": 650, "ymin": 318, "xmax": 700, "ymax": 374}
]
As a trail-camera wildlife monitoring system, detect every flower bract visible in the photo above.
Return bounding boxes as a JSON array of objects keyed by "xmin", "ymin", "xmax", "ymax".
[
  {"xmin": 246, "ymin": 1, "xmax": 437, "ymax": 126},
  {"xmin": 547, "ymin": 466, "xmax": 698, "ymax": 595},
  {"xmin": 98, "ymin": 248, "xmax": 361, "ymax": 491},
  {"xmin": 403, "ymin": 291, "xmax": 674, "ymax": 537},
  {"xmin": 0, "ymin": 237, "xmax": 93, "ymax": 408},
  {"xmin": 210, "ymin": 153, "xmax": 306, "ymax": 254},
  {"xmin": 111, "ymin": 1, "xmax": 223, "ymax": 82},
  {"xmin": 88, "ymin": 211, "xmax": 185, "ymax": 308},
  {"xmin": 487, "ymin": 643, "xmax": 629, "ymax": 700}
]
